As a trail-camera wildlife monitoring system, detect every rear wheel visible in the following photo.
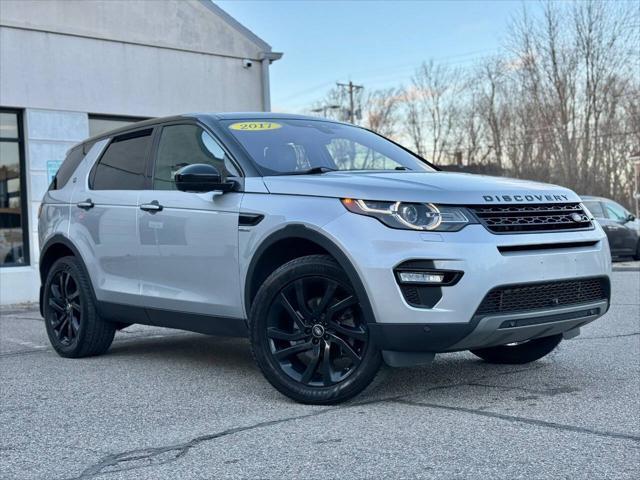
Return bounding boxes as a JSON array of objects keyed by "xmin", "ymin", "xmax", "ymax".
[
  {"xmin": 43, "ymin": 256, "xmax": 115, "ymax": 358},
  {"xmin": 470, "ymin": 334, "xmax": 562, "ymax": 364},
  {"xmin": 250, "ymin": 255, "xmax": 381, "ymax": 404}
]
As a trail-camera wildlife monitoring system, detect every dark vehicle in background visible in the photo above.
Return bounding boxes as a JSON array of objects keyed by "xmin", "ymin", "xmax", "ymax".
[{"xmin": 582, "ymin": 196, "xmax": 640, "ymax": 260}]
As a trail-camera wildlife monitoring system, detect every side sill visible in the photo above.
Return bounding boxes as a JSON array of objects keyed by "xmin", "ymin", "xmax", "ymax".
[{"xmin": 97, "ymin": 301, "xmax": 248, "ymax": 338}]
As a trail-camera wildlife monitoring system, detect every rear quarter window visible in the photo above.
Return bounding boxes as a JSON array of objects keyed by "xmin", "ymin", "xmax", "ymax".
[{"xmin": 48, "ymin": 146, "xmax": 85, "ymax": 190}]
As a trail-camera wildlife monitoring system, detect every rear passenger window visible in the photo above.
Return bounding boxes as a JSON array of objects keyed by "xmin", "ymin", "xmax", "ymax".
[
  {"xmin": 90, "ymin": 130, "xmax": 151, "ymax": 190},
  {"xmin": 153, "ymin": 124, "xmax": 239, "ymax": 190},
  {"xmin": 49, "ymin": 146, "xmax": 84, "ymax": 190}
]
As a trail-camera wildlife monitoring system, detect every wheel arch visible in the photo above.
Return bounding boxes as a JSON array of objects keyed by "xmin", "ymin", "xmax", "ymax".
[
  {"xmin": 244, "ymin": 224, "xmax": 376, "ymax": 324},
  {"xmin": 39, "ymin": 235, "xmax": 96, "ymax": 317}
]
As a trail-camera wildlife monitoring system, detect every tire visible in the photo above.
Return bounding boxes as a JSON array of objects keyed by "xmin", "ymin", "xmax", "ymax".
[
  {"xmin": 634, "ymin": 240, "xmax": 640, "ymax": 261},
  {"xmin": 249, "ymin": 255, "xmax": 382, "ymax": 404},
  {"xmin": 470, "ymin": 334, "xmax": 562, "ymax": 364},
  {"xmin": 43, "ymin": 256, "xmax": 115, "ymax": 358}
]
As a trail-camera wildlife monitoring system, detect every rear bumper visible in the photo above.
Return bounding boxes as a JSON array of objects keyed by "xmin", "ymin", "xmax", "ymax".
[{"xmin": 370, "ymin": 299, "xmax": 609, "ymax": 353}]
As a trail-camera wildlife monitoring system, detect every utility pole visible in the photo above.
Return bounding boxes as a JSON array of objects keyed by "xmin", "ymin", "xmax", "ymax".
[{"xmin": 336, "ymin": 81, "xmax": 364, "ymax": 124}]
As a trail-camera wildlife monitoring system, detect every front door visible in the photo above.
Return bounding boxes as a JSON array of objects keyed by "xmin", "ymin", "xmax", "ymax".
[{"xmin": 137, "ymin": 123, "xmax": 244, "ymax": 319}]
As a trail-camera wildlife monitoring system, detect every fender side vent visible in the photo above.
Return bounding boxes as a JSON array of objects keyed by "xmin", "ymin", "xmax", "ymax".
[{"xmin": 239, "ymin": 213, "xmax": 264, "ymax": 227}]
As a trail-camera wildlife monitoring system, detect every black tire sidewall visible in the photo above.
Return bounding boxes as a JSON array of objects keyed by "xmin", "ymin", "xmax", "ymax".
[
  {"xmin": 250, "ymin": 255, "xmax": 382, "ymax": 404},
  {"xmin": 43, "ymin": 256, "xmax": 102, "ymax": 357}
]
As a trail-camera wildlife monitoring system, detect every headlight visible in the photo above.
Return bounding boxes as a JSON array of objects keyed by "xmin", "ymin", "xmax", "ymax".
[{"xmin": 341, "ymin": 199, "xmax": 475, "ymax": 232}]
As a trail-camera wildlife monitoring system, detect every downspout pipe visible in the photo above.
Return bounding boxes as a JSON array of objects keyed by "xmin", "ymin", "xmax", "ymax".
[{"xmin": 259, "ymin": 51, "xmax": 283, "ymax": 112}]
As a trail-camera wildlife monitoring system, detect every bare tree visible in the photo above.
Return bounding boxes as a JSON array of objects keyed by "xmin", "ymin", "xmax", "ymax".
[
  {"xmin": 306, "ymin": 0, "xmax": 639, "ymax": 208},
  {"xmin": 362, "ymin": 88, "xmax": 402, "ymax": 138},
  {"xmin": 403, "ymin": 61, "xmax": 468, "ymax": 164}
]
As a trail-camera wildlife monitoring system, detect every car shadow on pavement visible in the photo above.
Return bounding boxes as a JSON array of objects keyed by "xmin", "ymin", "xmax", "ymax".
[{"xmin": 105, "ymin": 329, "xmax": 573, "ymax": 404}]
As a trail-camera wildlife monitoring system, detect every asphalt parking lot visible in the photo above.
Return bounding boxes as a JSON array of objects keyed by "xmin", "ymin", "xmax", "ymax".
[{"xmin": 1, "ymin": 268, "xmax": 638, "ymax": 480}]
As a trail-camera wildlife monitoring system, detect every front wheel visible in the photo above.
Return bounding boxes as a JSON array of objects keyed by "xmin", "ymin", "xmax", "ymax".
[
  {"xmin": 470, "ymin": 334, "xmax": 562, "ymax": 364},
  {"xmin": 249, "ymin": 255, "xmax": 382, "ymax": 404}
]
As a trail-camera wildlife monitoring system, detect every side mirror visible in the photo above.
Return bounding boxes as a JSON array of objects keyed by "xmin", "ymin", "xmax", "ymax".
[
  {"xmin": 174, "ymin": 164, "xmax": 235, "ymax": 193},
  {"xmin": 628, "ymin": 214, "xmax": 636, "ymax": 222}
]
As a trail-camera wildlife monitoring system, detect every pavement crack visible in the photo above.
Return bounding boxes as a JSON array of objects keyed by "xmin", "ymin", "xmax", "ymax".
[
  {"xmin": 467, "ymin": 382, "xmax": 581, "ymax": 397},
  {"xmin": 0, "ymin": 347, "xmax": 50, "ymax": 358},
  {"xmin": 392, "ymin": 398, "xmax": 640, "ymax": 443},
  {"xmin": 574, "ymin": 332, "xmax": 639, "ymax": 340},
  {"xmin": 73, "ymin": 406, "xmax": 341, "ymax": 478},
  {"xmin": 71, "ymin": 365, "xmax": 551, "ymax": 478}
]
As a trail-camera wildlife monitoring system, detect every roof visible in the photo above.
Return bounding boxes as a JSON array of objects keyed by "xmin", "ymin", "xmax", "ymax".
[
  {"xmin": 1, "ymin": 1, "xmax": 277, "ymax": 60},
  {"xmin": 581, "ymin": 195, "xmax": 611, "ymax": 202},
  {"xmin": 208, "ymin": 112, "xmax": 334, "ymax": 121},
  {"xmin": 78, "ymin": 113, "xmax": 347, "ymax": 146},
  {"xmin": 200, "ymin": 1, "xmax": 272, "ymax": 52}
]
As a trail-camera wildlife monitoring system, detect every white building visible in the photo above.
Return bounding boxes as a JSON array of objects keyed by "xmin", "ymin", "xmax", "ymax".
[{"xmin": 0, "ymin": 0, "xmax": 281, "ymax": 304}]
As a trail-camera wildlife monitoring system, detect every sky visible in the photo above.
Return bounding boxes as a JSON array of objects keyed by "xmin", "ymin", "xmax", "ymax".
[{"xmin": 216, "ymin": 0, "xmax": 525, "ymax": 113}]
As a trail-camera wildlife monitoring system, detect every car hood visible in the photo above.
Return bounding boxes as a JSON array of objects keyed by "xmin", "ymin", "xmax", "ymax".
[{"xmin": 262, "ymin": 171, "xmax": 580, "ymax": 205}]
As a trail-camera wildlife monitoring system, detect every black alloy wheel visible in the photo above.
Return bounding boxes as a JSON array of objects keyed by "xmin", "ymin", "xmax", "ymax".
[
  {"xmin": 250, "ymin": 255, "xmax": 382, "ymax": 404},
  {"xmin": 43, "ymin": 256, "xmax": 115, "ymax": 358},
  {"xmin": 266, "ymin": 276, "xmax": 368, "ymax": 387},
  {"xmin": 47, "ymin": 269, "xmax": 82, "ymax": 345}
]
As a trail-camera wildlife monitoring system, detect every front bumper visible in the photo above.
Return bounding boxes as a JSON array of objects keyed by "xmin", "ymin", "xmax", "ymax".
[
  {"xmin": 369, "ymin": 299, "xmax": 608, "ymax": 352},
  {"xmin": 322, "ymin": 213, "xmax": 612, "ymax": 352}
]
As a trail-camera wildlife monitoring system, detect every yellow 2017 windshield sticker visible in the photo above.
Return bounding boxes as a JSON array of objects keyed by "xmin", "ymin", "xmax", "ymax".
[{"xmin": 229, "ymin": 121, "xmax": 282, "ymax": 131}]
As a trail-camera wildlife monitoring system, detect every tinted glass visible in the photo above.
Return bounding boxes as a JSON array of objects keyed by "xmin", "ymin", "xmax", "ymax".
[
  {"xmin": 224, "ymin": 119, "xmax": 433, "ymax": 175},
  {"xmin": 583, "ymin": 201, "xmax": 605, "ymax": 219},
  {"xmin": 154, "ymin": 124, "xmax": 239, "ymax": 190},
  {"xmin": 0, "ymin": 110, "xmax": 27, "ymax": 267},
  {"xmin": 49, "ymin": 146, "xmax": 84, "ymax": 190},
  {"xmin": 605, "ymin": 201, "xmax": 628, "ymax": 221},
  {"xmin": 91, "ymin": 131, "xmax": 151, "ymax": 190}
]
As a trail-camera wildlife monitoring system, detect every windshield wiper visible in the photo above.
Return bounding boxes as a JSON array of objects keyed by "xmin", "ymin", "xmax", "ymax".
[{"xmin": 280, "ymin": 166, "xmax": 337, "ymax": 176}]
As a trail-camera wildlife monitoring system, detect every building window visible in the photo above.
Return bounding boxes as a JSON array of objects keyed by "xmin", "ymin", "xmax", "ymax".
[
  {"xmin": 0, "ymin": 109, "xmax": 29, "ymax": 267},
  {"xmin": 88, "ymin": 114, "xmax": 148, "ymax": 138}
]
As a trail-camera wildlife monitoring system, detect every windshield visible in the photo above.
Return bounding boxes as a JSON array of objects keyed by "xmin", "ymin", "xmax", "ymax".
[{"xmin": 223, "ymin": 119, "xmax": 434, "ymax": 175}]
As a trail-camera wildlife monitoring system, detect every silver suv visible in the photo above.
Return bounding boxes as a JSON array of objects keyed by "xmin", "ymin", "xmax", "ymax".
[{"xmin": 38, "ymin": 113, "xmax": 612, "ymax": 404}]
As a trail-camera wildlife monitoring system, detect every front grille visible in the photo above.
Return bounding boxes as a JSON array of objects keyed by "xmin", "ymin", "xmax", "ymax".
[
  {"xmin": 476, "ymin": 277, "xmax": 609, "ymax": 316},
  {"xmin": 469, "ymin": 203, "xmax": 592, "ymax": 233}
]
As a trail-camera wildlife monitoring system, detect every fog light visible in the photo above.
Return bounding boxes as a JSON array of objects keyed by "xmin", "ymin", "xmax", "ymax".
[{"xmin": 398, "ymin": 272, "xmax": 445, "ymax": 284}]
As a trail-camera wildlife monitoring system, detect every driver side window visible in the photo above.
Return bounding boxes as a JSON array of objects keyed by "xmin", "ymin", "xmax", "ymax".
[{"xmin": 153, "ymin": 124, "xmax": 239, "ymax": 190}]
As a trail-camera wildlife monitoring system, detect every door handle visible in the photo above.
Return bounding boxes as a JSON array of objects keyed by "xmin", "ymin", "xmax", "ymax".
[
  {"xmin": 140, "ymin": 200, "xmax": 163, "ymax": 212},
  {"xmin": 76, "ymin": 199, "xmax": 94, "ymax": 210}
]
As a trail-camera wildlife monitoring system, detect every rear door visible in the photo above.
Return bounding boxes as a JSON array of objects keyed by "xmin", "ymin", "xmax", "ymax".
[
  {"xmin": 69, "ymin": 129, "xmax": 153, "ymax": 306},
  {"xmin": 136, "ymin": 122, "xmax": 245, "ymax": 319}
]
